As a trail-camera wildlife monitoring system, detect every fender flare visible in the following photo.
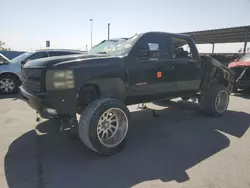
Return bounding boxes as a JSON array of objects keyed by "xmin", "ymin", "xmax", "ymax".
[{"xmin": 78, "ymin": 78, "xmax": 126, "ymax": 103}]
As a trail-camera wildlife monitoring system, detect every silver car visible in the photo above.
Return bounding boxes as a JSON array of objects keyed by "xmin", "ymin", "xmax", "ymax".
[{"xmin": 0, "ymin": 49, "xmax": 85, "ymax": 94}]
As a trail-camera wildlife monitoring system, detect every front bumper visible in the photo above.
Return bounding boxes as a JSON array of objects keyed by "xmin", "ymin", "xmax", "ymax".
[{"xmin": 19, "ymin": 86, "xmax": 77, "ymax": 119}]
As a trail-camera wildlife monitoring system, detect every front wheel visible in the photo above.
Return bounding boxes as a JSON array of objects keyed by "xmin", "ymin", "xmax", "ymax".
[
  {"xmin": 78, "ymin": 98, "xmax": 130, "ymax": 155},
  {"xmin": 200, "ymin": 85, "xmax": 229, "ymax": 117},
  {"xmin": 0, "ymin": 74, "xmax": 19, "ymax": 94}
]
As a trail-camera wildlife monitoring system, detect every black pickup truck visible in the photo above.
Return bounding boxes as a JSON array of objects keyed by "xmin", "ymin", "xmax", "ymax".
[{"xmin": 20, "ymin": 32, "xmax": 235, "ymax": 155}]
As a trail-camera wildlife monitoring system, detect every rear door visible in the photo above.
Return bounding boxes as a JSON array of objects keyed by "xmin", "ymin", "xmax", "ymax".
[
  {"xmin": 126, "ymin": 33, "xmax": 177, "ymax": 97},
  {"xmin": 170, "ymin": 36, "xmax": 201, "ymax": 91}
]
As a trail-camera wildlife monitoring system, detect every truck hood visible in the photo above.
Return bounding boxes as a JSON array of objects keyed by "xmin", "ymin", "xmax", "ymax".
[{"xmin": 23, "ymin": 53, "xmax": 116, "ymax": 68}]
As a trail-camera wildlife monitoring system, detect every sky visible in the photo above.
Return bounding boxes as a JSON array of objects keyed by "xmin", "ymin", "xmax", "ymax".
[{"xmin": 1, "ymin": 0, "xmax": 250, "ymax": 53}]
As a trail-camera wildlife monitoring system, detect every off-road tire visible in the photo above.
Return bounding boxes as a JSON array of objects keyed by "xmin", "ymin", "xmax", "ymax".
[
  {"xmin": 78, "ymin": 98, "xmax": 130, "ymax": 155},
  {"xmin": 0, "ymin": 74, "xmax": 19, "ymax": 94},
  {"xmin": 200, "ymin": 85, "xmax": 229, "ymax": 117}
]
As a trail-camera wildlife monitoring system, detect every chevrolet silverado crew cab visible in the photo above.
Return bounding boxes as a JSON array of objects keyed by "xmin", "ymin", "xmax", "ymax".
[{"xmin": 20, "ymin": 32, "xmax": 235, "ymax": 155}]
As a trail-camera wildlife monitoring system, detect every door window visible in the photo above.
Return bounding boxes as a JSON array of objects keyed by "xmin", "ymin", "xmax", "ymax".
[
  {"xmin": 148, "ymin": 43, "xmax": 159, "ymax": 51},
  {"xmin": 27, "ymin": 52, "xmax": 48, "ymax": 61},
  {"xmin": 48, "ymin": 51, "xmax": 63, "ymax": 57},
  {"xmin": 137, "ymin": 34, "xmax": 172, "ymax": 60},
  {"xmin": 171, "ymin": 37, "xmax": 194, "ymax": 59}
]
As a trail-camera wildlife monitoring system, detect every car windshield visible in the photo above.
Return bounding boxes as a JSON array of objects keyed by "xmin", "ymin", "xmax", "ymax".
[
  {"xmin": 9, "ymin": 52, "xmax": 33, "ymax": 64},
  {"xmin": 88, "ymin": 35, "xmax": 140, "ymax": 56},
  {"xmin": 240, "ymin": 54, "xmax": 250, "ymax": 61}
]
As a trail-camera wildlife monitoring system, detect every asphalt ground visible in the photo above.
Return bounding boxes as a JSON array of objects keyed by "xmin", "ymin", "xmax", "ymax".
[{"xmin": 1, "ymin": 92, "xmax": 250, "ymax": 188}]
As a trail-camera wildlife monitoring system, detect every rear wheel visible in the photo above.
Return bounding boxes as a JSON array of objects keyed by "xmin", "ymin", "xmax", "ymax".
[
  {"xmin": 78, "ymin": 98, "xmax": 130, "ymax": 155},
  {"xmin": 0, "ymin": 74, "xmax": 19, "ymax": 94},
  {"xmin": 200, "ymin": 85, "xmax": 229, "ymax": 117}
]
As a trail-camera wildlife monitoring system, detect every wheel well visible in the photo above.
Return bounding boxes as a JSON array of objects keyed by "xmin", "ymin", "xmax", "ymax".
[
  {"xmin": 77, "ymin": 78, "xmax": 126, "ymax": 107},
  {"xmin": 0, "ymin": 72, "xmax": 21, "ymax": 85},
  {"xmin": 78, "ymin": 83, "xmax": 100, "ymax": 106}
]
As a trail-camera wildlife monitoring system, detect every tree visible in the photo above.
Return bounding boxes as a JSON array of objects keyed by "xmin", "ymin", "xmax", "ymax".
[{"xmin": 0, "ymin": 40, "xmax": 10, "ymax": 51}]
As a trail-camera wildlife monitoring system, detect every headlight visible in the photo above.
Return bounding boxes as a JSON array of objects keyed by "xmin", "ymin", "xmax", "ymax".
[
  {"xmin": 53, "ymin": 70, "xmax": 73, "ymax": 79},
  {"xmin": 46, "ymin": 70, "xmax": 75, "ymax": 90}
]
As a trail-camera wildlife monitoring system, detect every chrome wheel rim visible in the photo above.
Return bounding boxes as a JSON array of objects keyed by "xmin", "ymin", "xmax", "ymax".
[
  {"xmin": 0, "ymin": 78, "xmax": 15, "ymax": 93},
  {"xmin": 97, "ymin": 108, "xmax": 128, "ymax": 148},
  {"xmin": 215, "ymin": 90, "xmax": 229, "ymax": 113}
]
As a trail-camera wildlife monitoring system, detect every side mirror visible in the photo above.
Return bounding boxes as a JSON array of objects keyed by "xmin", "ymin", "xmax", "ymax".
[{"xmin": 234, "ymin": 59, "xmax": 239, "ymax": 62}]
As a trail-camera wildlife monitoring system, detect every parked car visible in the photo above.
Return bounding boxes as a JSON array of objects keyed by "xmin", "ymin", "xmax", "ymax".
[
  {"xmin": 20, "ymin": 32, "xmax": 234, "ymax": 155},
  {"xmin": 228, "ymin": 53, "xmax": 250, "ymax": 92},
  {"xmin": 0, "ymin": 51, "xmax": 25, "ymax": 60},
  {"xmin": 0, "ymin": 49, "xmax": 85, "ymax": 94}
]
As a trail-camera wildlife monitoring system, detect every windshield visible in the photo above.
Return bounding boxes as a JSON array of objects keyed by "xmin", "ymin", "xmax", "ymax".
[
  {"xmin": 240, "ymin": 54, "xmax": 250, "ymax": 61},
  {"xmin": 9, "ymin": 52, "xmax": 33, "ymax": 64},
  {"xmin": 88, "ymin": 35, "xmax": 140, "ymax": 56}
]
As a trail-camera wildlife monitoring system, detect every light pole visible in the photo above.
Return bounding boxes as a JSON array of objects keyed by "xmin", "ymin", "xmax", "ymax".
[
  {"xmin": 90, "ymin": 19, "xmax": 93, "ymax": 48},
  {"xmin": 108, "ymin": 23, "xmax": 110, "ymax": 40}
]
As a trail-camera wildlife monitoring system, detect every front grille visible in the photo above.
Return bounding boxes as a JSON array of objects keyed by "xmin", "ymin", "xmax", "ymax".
[
  {"xmin": 24, "ymin": 69, "xmax": 42, "ymax": 77},
  {"xmin": 25, "ymin": 80, "xmax": 41, "ymax": 91},
  {"xmin": 21, "ymin": 68, "xmax": 45, "ymax": 93}
]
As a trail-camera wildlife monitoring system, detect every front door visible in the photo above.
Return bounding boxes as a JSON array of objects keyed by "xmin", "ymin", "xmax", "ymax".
[{"xmin": 126, "ymin": 33, "xmax": 178, "ymax": 98}]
